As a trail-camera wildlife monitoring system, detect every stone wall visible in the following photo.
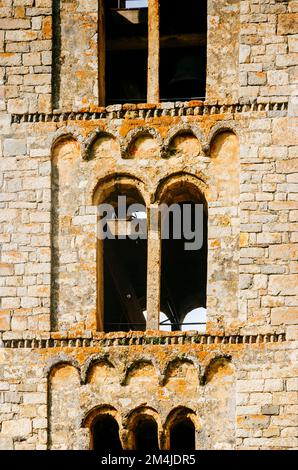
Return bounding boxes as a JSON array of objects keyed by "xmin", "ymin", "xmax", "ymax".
[
  {"xmin": 0, "ymin": 102, "xmax": 297, "ymax": 335},
  {"xmin": 0, "ymin": 335, "xmax": 296, "ymax": 450},
  {"xmin": 0, "ymin": 0, "xmax": 297, "ymax": 451},
  {"xmin": 239, "ymin": 0, "xmax": 298, "ymax": 102},
  {"xmin": 52, "ymin": 0, "xmax": 98, "ymax": 110},
  {"xmin": 0, "ymin": 0, "xmax": 52, "ymax": 114}
]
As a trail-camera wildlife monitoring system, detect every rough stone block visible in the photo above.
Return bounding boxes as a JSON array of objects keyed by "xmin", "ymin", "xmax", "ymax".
[
  {"xmin": 268, "ymin": 275, "xmax": 298, "ymax": 295},
  {"xmin": 277, "ymin": 13, "xmax": 298, "ymax": 35},
  {"xmin": 1, "ymin": 418, "xmax": 32, "ymax": 438}
]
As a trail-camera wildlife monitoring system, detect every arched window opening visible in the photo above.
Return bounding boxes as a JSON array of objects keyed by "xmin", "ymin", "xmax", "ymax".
[
  {"xmin": 160, "ymin": 0, "xmax": 207, "ymax": 101},
  {"xmin": 105, "ymin": 0, "xmax": 149, "ymax": 104},
  {"xmin": 160, "ymin": 196, "xmax": 208, "ymax": 331},
  {"xmin": 92, "ymin": 414, "xmax": 122, "ymax": 452},
  {"xmin": 170, "ymin": 418, "xmax": 196, "ymax": 451},
  {"xmin": 101, "ymin": 188, "xmax": 148, "ymax": 332},
  {"xmin": 134, "ymin": 415, "xmax": 159, "ymax": 451}
]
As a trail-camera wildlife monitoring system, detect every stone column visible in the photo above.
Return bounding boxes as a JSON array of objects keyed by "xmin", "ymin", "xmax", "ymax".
[
  {"xmin": 146, "ymin": 204, "xmax": 161, "ymax": 330},
  {"xmin": 147, "ymin": 0, "xmax": 160, "ymax": 103}
]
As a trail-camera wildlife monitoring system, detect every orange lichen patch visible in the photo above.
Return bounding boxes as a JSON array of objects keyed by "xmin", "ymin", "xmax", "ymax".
[
  {"xmin": 211, "ymin": 239, "xmax": 221, "ymax": 248},
  {"xmin": 237, "ymin": 415, "xmax": 270, "ymax": 429},
  {"xmin": 15, "ymin": 6, "xmax": 25, "ymax": 17},
  {"xmin": 239, "ymin": 232, "xmax": 249, "ymax": 247},
  {"xmin": 42, "ymin": 17, "xmax": 52, "ymax": 39},
  {"xmin": 0, "ymin": 310, "xmax": 11, "ymax": 330},
  {"xmin": 215, "ymin": 214, "xmax": 231, "ymax": 226}
]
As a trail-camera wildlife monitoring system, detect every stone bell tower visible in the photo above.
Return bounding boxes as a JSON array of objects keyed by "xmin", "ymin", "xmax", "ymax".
[{"xmin": 0, "ymin": 0, "xmax": 297, "ymax": 450}]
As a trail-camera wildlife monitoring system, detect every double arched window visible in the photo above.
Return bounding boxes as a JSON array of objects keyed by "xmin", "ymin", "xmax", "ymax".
[
  {"xmin": 88, "ymin": 406, "xmax": 197, "ymax": 450},
  {"xmin": 100, "ymin": 1, "xmax": 207, "ymax": 104},
  {"xmin": 94, "ymin": 176, "xmax": 207, "ymax": 332}
]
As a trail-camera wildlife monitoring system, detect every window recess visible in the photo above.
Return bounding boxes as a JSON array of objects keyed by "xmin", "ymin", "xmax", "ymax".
[{"xmin": 99, "ymin": 1, "xmax": 207, "ymax": 105}]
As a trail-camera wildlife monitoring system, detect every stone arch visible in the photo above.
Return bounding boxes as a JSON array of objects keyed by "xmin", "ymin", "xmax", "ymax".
[
  {"xmin": 154, "ymin": 171, "xmax": 208, "ymax": 207},
  {"xmin": 50, "ymin": 127, "xmax": 83, "ymax": 155},
  {"xmin": 122, "ymin": 358, "xmax": 160, "ymax": 386},
  {"xmin": 206, "ymin": 121, "xmax": 240, "ymax": 156},
  {"xmin": 83, "ymin": 405, "xmax": 122, "ymax": 450},
  {"xmin": 48, "ymin": 363, "xmax": 81, "ymax": 449},
  {"xmin": 202, "ymin": 355, "xmax": 236, "ymax": 449},
  {"xmin": 82, "ymin": 355, "xmax": 118, "ymax": 385},
  {"xmin": 164, "ymin": 124, "xmax": 207, "ymax": 153},
  {"xmin": 201, "ymin": 355, "xmax": 233, "ymax": 385},
  {"xmin": 206, "ymin": 128, "xmax": 240, "ymax": 333},
  {"xmin": 92, "ymin": 172, "xmax": 150, "ymax": 207},
  {"xmin": 154, "ymin": 172, "xmax": 208, "ymax": 331},
  {"xmin": 124, "ymin": 127, "xmax": 163, "ymax": 159},
  {"xmin": 162, "ymin": 356, "xmax": 201, "ymax": 387},
  {"xmin": 46, "ymin": 357, "xmax": 82, "ymax": 383},
  {"xmin": 163, "ymin": 406, "xmax": 200, "ymax": 450},
  {"xmin": 83, "ymin": 129, "xmax": 122, "ymax": 160},
  {"xmin": 164, "ymin": 125, "xmax": 206, "ymax": 158},
  {"xmin": 51, "ymin": 134, "xmax": 82, "ymax": 331},
  {"xmin": 124, "ymin": 406, "xmax": 161, "ymax": 450}
]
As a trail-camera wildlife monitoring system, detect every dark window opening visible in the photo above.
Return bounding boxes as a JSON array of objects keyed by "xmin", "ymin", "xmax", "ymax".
[
  {"xmin": 160, "ymin": 0, "xmax": 207, "ymax": 101},
  {"xmin": 170, "ymin": 418, "xmax": 196, "ymax": 451},
  {"xmin": 160, "ymin": 201, "xmax": 207, "ymax": 331},
  {"xmin": 92, "ymin": 415, "xmax": 123, "ymax": 452},
  {"xmin": 106, "ymin": 0, "xmax": 148, "ymax": 104},
  {"xmin": 134, "ymin": 416, "xmax": 159, "ymax": 451},
  {"xmin": 103, "ymin": 193, "xmax": 147, "ymax": 332}
]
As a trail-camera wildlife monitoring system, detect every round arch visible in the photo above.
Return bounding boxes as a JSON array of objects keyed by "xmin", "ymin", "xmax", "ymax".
[
  {"xmin": 83, "ymin": 405, "xmax": 123, "ymax": 451},
  {"xmin": 163, "ymin": 407, "xmax": 200, "ymax": 450},
  {"xmin": 124, "ymin": 406, "xmax": 161, "ymax": 451}
]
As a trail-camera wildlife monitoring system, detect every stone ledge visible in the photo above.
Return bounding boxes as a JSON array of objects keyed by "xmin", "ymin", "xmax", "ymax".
[
  {"xmin": 0, "ymin": 332, "xmax": 287, "ymax": 349},
  {"xmin": 10, "ymin": 100, "xmax": 289, "ymax": 124}
]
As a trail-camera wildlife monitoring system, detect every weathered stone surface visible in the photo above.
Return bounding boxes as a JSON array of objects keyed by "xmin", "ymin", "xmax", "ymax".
[{"xmin": 0, "ymin": 0, "xmax": 297, "ymax": 452}]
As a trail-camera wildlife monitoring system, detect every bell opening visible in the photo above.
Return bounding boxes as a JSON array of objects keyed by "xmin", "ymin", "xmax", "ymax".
[{"xmin": 160, "ymin": 0, "xmax": 207, "ymax": 101}]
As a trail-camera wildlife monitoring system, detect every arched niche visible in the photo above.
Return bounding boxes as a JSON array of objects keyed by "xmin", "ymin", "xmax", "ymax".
[
  {"xmin": 163, "ymin": 359, "xmax": 199, "ymax": 393},
  {"xmin": 208, "ymin": 131, "xmax": 240, "ymax": 204},
  {"xmin": 168, "ymin": 132, "xmax": 201, "ymax": 158},
  {"xmin": 206, "ymin": 130, "xmax": 240, "ymax": 332},
  {"xmin": 127, "ymin": 134, "xmax": 161, "ymax": 159},
  {"xmin": 86, "ymin": 133, "xmax": 121, "ymax": 161},
  {"xmin": 51, "ymin": 137, "xmax": 87, "ymax": 331},
  {"xmin": 124, "ymin": 361, "xmax": 159, "ymax": 389},
  {"xmin": 203, "ymin": 357, "xmax": 236, "ymax": 450},
  {"xmin": 48, "ymin": 363, "xmax": 81, "ymax": 450},
  {"xmin": 86, "ymin": 361, "xmax": 118, "ymax": 385}
]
